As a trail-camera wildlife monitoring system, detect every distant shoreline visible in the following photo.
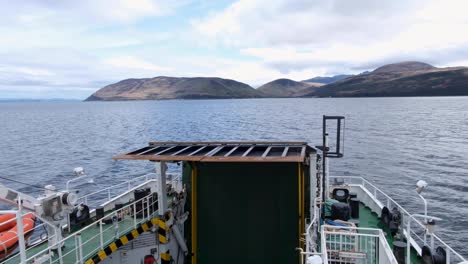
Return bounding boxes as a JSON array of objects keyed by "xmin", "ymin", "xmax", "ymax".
[
  {"xmin": 3, "ymin": 95, "xmax": 468, "ymax": 103},
  {"xmin": 0, "ymin": 99, "xmax": 81, "ymax": 102}
]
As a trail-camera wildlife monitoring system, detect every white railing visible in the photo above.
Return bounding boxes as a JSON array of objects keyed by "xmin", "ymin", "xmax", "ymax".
[
  {"xmin": 22, "ymin": 192, "xmax": 158, "ymax": 264},
  {"xmin": 77, "ymin": 172, "xmax": 182, "ymax": 209},
  {"xmin": 305, "ymin": 202, "xmax": 318, "ymax": 253},
  {"xmin": 299, "ymin": 202, "xmax": 322, "ymax": 264},
  {"xmin": 330, "ymin": 176, "xmax": 467, "ymax": 263},
  {"xmin": 321, "ymin": 225, "xmax": 397, "ymax": 264},
  {"xmin": 0, "ymin": 211, "xmax": 60, "ymax": 264},
  {"xmin": 77, "ymin": 173, "xmax": 156, "ymax": 208},
  {"xmin": 1, "ymin": 171, "xmax": 182, "ymax": 264}
]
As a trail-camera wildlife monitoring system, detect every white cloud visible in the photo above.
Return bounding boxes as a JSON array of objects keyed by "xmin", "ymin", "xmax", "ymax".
[
  {"xmin": 86, "ymin": 0, "xmax": 180, "ymax": 23},
  {"xmin": 0, "ymin": 66, "xmax": 55, "ymax": 77},
  {"xmin": 210, "ymin": 61, "xmax": 324, "ymax": 86},
  {"xmin": 192, "ymin": 0, "xmax": 419, "ymax": 46},
  {"xmin": 104, "ymin": 56, "xmax": 172, "ymax": 73},
  {"xmin": 193, "ymin": 0, "xmax": 468, "ymax": 73},
  {"xmin": 3, "ymin": 0, "xmax": 187, "ymax": 25}
]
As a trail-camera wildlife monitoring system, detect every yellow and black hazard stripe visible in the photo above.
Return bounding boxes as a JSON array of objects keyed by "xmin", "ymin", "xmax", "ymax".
[
  {"xmin": 161, "ymin": 250, "xmax": 171, "ymax": 264},
  {"xmin": 85, "ymin": 217, "xmax": 163, "ymax": 264},
  {"xmin": 157, "ymin": 218, "xmax": 171, "ymax": 263},
  {"xmin": 157, "ymin": 217, "xmax": 168, "ymax": 244}
]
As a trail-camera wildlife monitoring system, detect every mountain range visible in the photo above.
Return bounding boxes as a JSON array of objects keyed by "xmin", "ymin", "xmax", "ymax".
[
  {"xmin": 302, "ymin": 74, "xmax": 353, "ymax": 84},
  {"xmin": 85, "ymin": 61, "xmax": 468, "ymax": 101},
  {"xmin": 309, "ymin": 62, "xmax": 468, "ymax": 97}
]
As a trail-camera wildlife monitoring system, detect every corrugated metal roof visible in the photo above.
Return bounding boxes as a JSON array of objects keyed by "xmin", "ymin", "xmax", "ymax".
[{"xmin": 113, "ymin": 142, "xmax": 314, "ymax": 162}]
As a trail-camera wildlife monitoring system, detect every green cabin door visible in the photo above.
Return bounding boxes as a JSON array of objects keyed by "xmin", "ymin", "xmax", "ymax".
[{"xmin": 193, "ymin": 162, "xmax": 302, "ymax": 264}]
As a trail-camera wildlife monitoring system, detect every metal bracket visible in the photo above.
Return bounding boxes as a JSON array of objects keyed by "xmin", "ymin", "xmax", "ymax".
[{"xmin": 321, "ymin": 115, "xmax": 345, "ymax": 158}]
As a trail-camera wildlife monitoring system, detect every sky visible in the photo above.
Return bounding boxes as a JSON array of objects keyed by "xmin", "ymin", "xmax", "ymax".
[{"xmin": 1, "ymin": 0, "xmax": 468, "ymax": 99}]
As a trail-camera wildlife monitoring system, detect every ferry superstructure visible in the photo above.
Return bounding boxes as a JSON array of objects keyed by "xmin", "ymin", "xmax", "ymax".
[{"xmin": 0, "ymin": 116, "xmax": 465, "ymax": 264}]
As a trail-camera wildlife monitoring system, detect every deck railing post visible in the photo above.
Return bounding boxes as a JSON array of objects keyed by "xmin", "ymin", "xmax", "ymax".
[
  {"xmin": 99, "ymin": 219, "xmax": 104, "ymax": 249},
  {"xmin": 407, "ymin": 219, "xmax": 411, "ymax": 264},
  {"xmin": 49, "ymin": 247, "xmax": 53, "ymax": 264},
  {"xmin": 431, "ymin": 234, "xmax": 435, "ymax": 250},
  {"xmin": 156, "ymin": 162, "xmax": 168, "ymax": 215},
  {"xmin": 16, "ymin": 195, "xmax": 27, "ymax": 264},
  {"xmin": 446, "ymin": 246, "xmax": 450, "ymax": 263},
  {"xmin": 133, "ymin": 202, "xmax": 137, "ymax": 228},
  {"xmin": 146, "ymin": 196, "xmax": 151, "ymax": 219},
  {"xmin": 107, "ymin": 189, "xmax": 111, "ymax": 201},
  {"xmin": 67, "ymin": 213, "xmax": 71, "ymax": 233},
  {"xmin": 75, "ymin": 235, "xmax": 79, "ymax": 263},
  {"xmin": 77, "ymin": 233, "xmax": 83, "ymax": 264},
  {"xmin": 58, "ymin": 236, "xmax": 64, "ymax": 264}
]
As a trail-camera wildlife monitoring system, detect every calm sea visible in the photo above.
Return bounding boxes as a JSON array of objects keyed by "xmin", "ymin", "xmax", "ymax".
[{"xmin": 1, "ymin": 97, "xmax": 467, "ymax": 254}]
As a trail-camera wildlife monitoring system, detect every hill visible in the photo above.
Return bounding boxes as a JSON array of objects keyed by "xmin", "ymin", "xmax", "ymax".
[
  {"xmin": 257, "ymin": 78, "xmax": 319, "ymax": 97},
  {"xmin": 85, "ymin": 76, "xmax": 261, "ymax": 101},
  {"xmin": 373, "ymin": 61, "xmax": 435, "ymax": 73},
  {"xmin": 308, "ymin": 62, "xmax": 468, "ymax": 97},
  {"xmin": 302, "ymin": 74, "xmax": 353, "ymax": 84}
]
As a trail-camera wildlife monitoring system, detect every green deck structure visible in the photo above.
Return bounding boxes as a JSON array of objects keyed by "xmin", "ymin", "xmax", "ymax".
[
  {"xmin": 357, "ymin": 203, "xmax": 421, "ymax": 264},
  {"xmin": 183, "ymin": 160, "xmax": 311, "ymax": 264}
]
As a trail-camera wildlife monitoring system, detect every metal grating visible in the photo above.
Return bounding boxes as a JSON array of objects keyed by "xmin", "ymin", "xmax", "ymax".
[{"xmin": 113, "ymin": 141, "xmax": 314, "ymax": 162}]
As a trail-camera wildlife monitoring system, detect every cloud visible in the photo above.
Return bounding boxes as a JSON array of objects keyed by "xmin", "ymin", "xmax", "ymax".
[
  {"xmin": 192, "ymin": 0, "xmax": 420, "ymax": 46},
  {"xmin": 0, "ymin": 1, "xmax": 191, "ymax": 99},
  {"xmin": 104, "ymin": 56, "xmax": 173, "ymax": 73},
  {"xmin": 1, "ymin": 0, "xmax": 188, "ymax": 24},
  {"xmin": 193, "ymin": 0, "xmax": 468, "ymax": 74}
]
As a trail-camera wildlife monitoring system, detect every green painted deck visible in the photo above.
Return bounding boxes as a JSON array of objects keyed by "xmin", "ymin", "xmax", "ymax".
[
  {"xmin": 5, "ymin": 215, "xmax": 150, "ymax": 264},
  {"xmin": 358, "ymin": 203, "xmax": 421, "ymax": 264}
]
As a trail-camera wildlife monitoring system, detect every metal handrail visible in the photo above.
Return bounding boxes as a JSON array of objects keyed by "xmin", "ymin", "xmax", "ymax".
[
  {"xmin": 321, "ymin": 225, "xmax": 398, "ymax": 264},
  {"xmin": 305, "ymin": 202, "xmax": 318, "ymax": 253},
  {"xmin": 81, "ymin": 203, "xmax": 151, "ymax": 261},
  {"xmin": 78, "ymin": 173, "xmax": 155, "ymax": 206},
  {"xmin": 24, "ymin": 192, "xmax": 158, "ymax": 263},
  {"xmin": 0, "ymin": 210, "xmax": 59, "ymax": 264},
  {"xmin": 330, "ymin": 176, "xmax": 467, "ymax": 262},
  {"xmin": 320, "ymin": 226, "xmax": 328, "ymax": 263},
  {"xmin": 77, "ymin": 172, "xmax": 182, "ymax": 207}
]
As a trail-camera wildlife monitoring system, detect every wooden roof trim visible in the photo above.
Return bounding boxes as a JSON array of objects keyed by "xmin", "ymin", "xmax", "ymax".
[
  {"xmin": 113, "ymin": 142, "xmax": 315, "ymax": 162},
  {"xmin": 113, "ymin": 154, "xmax": 305, "ymax": 162},
  {"xmin": 149, "ymin": 141, "xmax": 307, "ymax": 146}
]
